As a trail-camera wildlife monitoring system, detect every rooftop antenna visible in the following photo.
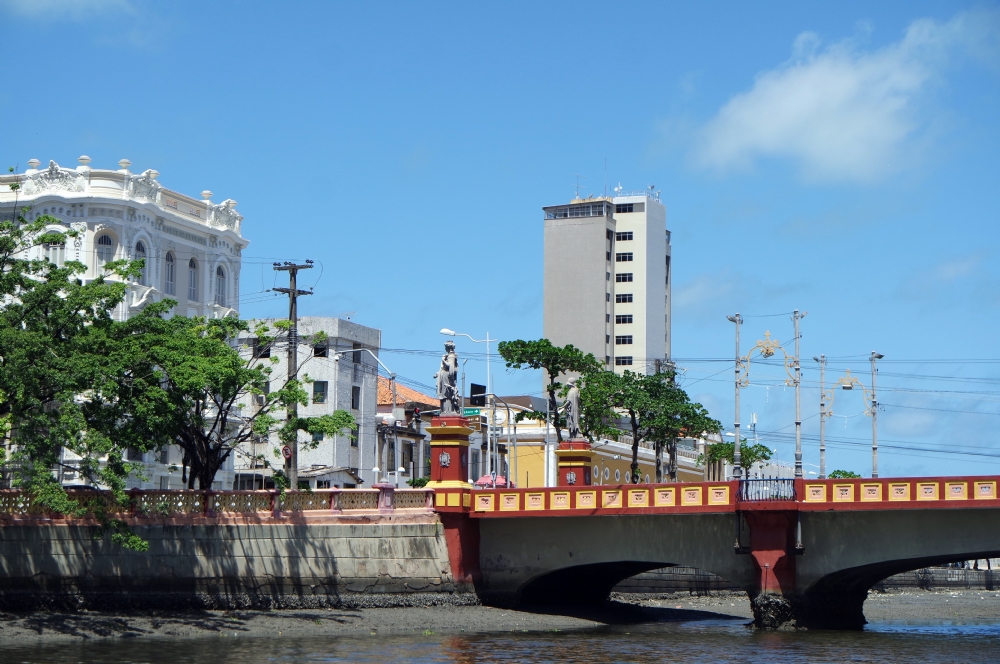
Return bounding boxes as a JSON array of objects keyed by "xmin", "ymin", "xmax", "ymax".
[
  {"xmin": 572, "ymin": 173, "xmax": 586, "ymax": 199},
  {"xmin": 613, "ymin": 183, "xmax": 623, "ymax": 196},
  {"xmin": 337, "ymin": 310, "xmax": 356, "ymax": 321}
]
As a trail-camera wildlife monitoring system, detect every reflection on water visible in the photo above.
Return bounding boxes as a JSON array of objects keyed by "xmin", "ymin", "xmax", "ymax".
[{"xmin": 3, "ymin": 619, "xmax": 1000, "ymax": 663}]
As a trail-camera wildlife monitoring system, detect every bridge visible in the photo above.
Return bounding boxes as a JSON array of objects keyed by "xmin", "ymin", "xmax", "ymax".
[{"xmin": 426, "ymin": 417, "xmax": 1000, "ymax": 629}]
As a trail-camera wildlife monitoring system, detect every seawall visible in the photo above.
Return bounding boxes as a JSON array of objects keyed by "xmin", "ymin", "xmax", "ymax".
[{"xmin": 0, "ymin": 512, "xmax": 466, "ymax": 611}]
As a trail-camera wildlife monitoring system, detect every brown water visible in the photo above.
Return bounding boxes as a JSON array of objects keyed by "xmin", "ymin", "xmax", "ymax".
[{"xmin": 3, "ymin": 619, "xmax": 1000, "ymax": 663}]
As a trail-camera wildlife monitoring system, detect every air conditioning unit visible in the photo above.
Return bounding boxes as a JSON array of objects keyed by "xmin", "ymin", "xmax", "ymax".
[{"xmin": 255, "ymin": 395, "xmax": 266, "ymax": 407}]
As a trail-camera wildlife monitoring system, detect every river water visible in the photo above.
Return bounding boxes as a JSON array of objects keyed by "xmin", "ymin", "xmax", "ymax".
[{"xmin": 3, "ymin": 618, "xmax": 1000, "ymax": 663}]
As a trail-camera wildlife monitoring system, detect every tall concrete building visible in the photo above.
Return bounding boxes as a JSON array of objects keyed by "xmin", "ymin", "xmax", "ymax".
[{"xmin": 543, "ymin": 189, "xmax": 670, "ymax": 376}]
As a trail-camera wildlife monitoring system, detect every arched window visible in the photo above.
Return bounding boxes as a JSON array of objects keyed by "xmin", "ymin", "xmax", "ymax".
[
  {"xmin": 215, "ymin": 265, "xmax": 226, "ymax": 307},
  {"xmin": 164, "ymin": 252, "xmax": 175, "ymax": 295},
  {"xmin": 96, "ymin": 234, "xmax": 114, "ymax": 269},
  {"xmin": 135, "ymin": 241, "xmax": 147, "ymax": 286},
  {"xmin": 188, "ymin": 259, "xmax": 198, "ymax": 301},
  {"xmin": 44, "ymin": 241, "xmax": 65, "ymax": 267}
]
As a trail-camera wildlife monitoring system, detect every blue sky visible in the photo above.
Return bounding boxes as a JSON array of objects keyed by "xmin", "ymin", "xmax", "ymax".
[{"xmin": 3, "ymin": 0, "xmax": 999, "ymax": 477}]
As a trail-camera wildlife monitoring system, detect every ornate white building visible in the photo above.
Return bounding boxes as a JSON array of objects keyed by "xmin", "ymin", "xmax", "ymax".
[
  {"xmin": 0, "ymin": 156, "xmax": 247, "ymax": 320},
  {"xmin": 0, "ymin": 156, "xmax": 249, "ymax": 489}
]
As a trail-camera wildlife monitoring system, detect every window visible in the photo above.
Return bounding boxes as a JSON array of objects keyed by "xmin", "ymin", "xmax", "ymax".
[
  {"xmin": 164, "ymin": 253, "xmax": 176, "ymax": 295},
  {"xmin": 313, "ymin": 381, "xmax": 328, "ymax": 404},
  {"xmin": 314, "ymin": 343, "xmax": 328, "ymax": 357},
  {"xmin": 615, "ymin": 205, "xmax": 634, "ymax": 215},
  {"xmin": 606, "ymin": 251, "xmax": 611, "ymax": 261},
  {"xmin": 43, "ymin": 242, "xmax": 65, "ymax": 267},
  {"xmin": 615, "ymin": 469, "xmax": 621, "ymax": 482},
  {"xmin": 616, "ymin": 315, "xmax": 633, "ymax": 324},
  {"xmin": 616, "ymin": 273, "xmax": 633, "ymax": 283},
  {"xmin": 126, "ymin": 448, "xmax": 144, "ymax": 462},
  {"xmin": 605, "ymin": 355, "xmax": 611, "ymax": 365},
  {"xmin": 135, "ymin": 241, "xmax": 147, "ymax": 285},
  {"xmin": 188, "ymin": 259, "xmax": 198, "ymax": 300},
  {"xmin": 615, "ymin": 231, "xmax": 633, "ymax": 241},
  {"xmin": 616, "ymin": 356, "xmax": 633, "ymax": 366},
  {"xmin": 606, "ymin": 272, "xmax": 610, "ymax": 281},
  {"xmin": 316, "ymin": 480, "xmax": 331, "ymax": 489},
  {"xmin": 351, "ymin": 385, "xmax": 361, "ymax": 410},
  {"xmin": 606, "ymin": 314, "xmax": 610, "ymax": 323},
  {"xmin": 252, "ymin": 338, "xmax": 271, "ymax": 359},
  {"xmin": 352, "ymin": 342, "xmax": 362, "ymax": 364},
  {"xmin": 615, "ymin": 252, "xmax": 633, "ymax": 262},
  {"xmin": 616, "ymin": 293, "xmax": 633, "ymax": 303},
  {"xmin": 606, "ymin": 229, "xmax": 614, "ymax": 240},
  {"xmin": 215, "ymin": 266, "xmax": 226, "ymax": 306},
  {"xmin": 96, "ymin": 234, "xmax": 114, "ymax": 268},
  {"xmin": 615, "ymin": 335, "xmax": 633, "ymax": 345},
  {"xmin": 605, "ymin": 292, "xmax": 610, "ymax": 302},
  {"xmin": 606, "ymin": 334, "xmax": 610, "ymax": 344},
  {"xmin": 312, "ymin": 431, "xmax": 325, "ymax": 443}
]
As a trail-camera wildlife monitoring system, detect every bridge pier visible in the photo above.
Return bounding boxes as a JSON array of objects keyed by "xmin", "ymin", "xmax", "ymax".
[{"xmin": 742, "ymin": 510, "xmax": 799, "ymax": 629}]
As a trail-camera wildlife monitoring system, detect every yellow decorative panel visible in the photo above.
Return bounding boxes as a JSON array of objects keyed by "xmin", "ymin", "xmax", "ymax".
[
  {"xmin": 708, "ymin": 486, "xmax": 730, "ymax": 505},
  {"xmin": 526, "ymin": 493, "xmax": 545, "ymax": 510},
  {"xmin": 889, "ymin": 483, "xmax": 910, "ymax": 501},
  {"xmin": 462, "ymin": 493, "xmax": 470, "ymax": 507},
  {"xmin": 602, "ymin": 490, "xmax": 622, "ymax": 508},
  {"xmin": 654, "ymin": 487, "xmax": 676, "ymax": 507},
  {"xmin": 805, "ymin": 484, "xmax": 827, "ymax": 502},
  {"xmin": 945, "ymin": 482, "xmax": 967, "ymax": 500},
  {"xmin": 500, "ymin": 493, "xmax": 520, "ymax": 511},
  {"xmin": 628, "ymin": 489, "xmax": 649, "ymax": 508},
  {"xmin": 681, "ymin": 486, "xmax": 703, "ymax": 506},
  {"xmin": 435, "ymin": 492, "xmax": 447, "ymax": 507},
  {"xmin": 861, "ymin": 484, "xmax": 882, "ymax": 502},
  {"xmin": 446, "ymin": 492, "xmax": 460, "ymax": 507},
  {"xmin": 917, "ymin": 482, "xmax": 939, "ymax": 501},
  {"xmin": 474, "ymin": 494, "xmax": 494, "ymax": 512},
  {"xmin": 974, "ymin": 481, "xmax": 997, "ymax": 500},
  {"xmin": 833, "ymin": 484, "xmax": 854, "ymax": 502},
  {"xmin": 551, "ymin": 492, "xmax": 571, "ymax": 510},
  {"xmin": 575, "ymin": 490, "xmax": 596, "ymax": 509}
]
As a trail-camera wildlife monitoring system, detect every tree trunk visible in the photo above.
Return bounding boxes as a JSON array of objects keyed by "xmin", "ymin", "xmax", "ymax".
[
  {"xmin": 655, "ymin": 441, "xmax": 663, "ymax": 483},
  {"xmin": 668, "ymin": 437, "xmax": 678, "ymax": 482},
  {"xmin": 629, "ymin": 411, "xmax": 640, "ymax": 483},
  {"xmin": 548, "ymin": 386, "xmax": 563, "ymax": 444}
]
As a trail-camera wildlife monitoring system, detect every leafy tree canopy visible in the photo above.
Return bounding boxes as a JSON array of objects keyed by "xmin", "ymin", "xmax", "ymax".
[
  {"xmin": 698, "ymin": 440, "xmax": 773, "ymax": 470},
  {"xmin": 828, "ymin": 469, "xmax": 861, "ymax": 479}
]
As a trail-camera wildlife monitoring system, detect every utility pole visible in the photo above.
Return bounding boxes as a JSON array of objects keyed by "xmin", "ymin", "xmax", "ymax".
[
  {"xmin": 726, "ymin": 313, "xmax": 743, "ymax": 479},
  {"xmin": 870, "ymin": 351, "xmax": 884, "ymax": 478},
  {"xmin": 815, "ymin": 354, "xmax": 828, "ymax": 479},
  {"xmin": 792, "ymin": 310, "xmax": 807, "ymax": 479},
  {"xmin": 273, "ymin": 260, "xmax": 313, "ymax": 490}
]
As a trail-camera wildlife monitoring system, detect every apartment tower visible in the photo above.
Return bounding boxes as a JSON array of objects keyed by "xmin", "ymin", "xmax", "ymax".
[{"xmin": 543, "ymin": 188, "xmax": 670, "ymax": 376}]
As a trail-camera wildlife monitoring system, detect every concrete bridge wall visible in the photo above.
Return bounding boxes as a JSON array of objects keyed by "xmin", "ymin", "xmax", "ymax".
[{"xmin": 0, "ymin": 515, "xmax": 459, "ymax": 611}]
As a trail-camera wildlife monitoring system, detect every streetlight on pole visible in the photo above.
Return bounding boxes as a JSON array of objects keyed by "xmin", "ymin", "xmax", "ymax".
[
  {"xmin": 871, "ymin": 351, "xmax": 884, "ymax": 478},
  {"xmin": 726, "ymin": 314, "xmax": 743, "ymax": 479},
  {"xmin": 812, "ymin": 354, "xmax": 832, "ymax": 479},
  {"xmin": 831, "ymin": 364, "xmax": 881, "ymax": 478},
  {"xmin": 791, "ymin": 310, "xmax": 807, "ymax": 479},
  {"xmin": 332, "ymin": 347, "xmax": 398, "ymax": 486}
]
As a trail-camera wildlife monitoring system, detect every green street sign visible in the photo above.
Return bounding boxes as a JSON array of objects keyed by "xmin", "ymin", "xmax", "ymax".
[{"xmin": 463, "ymin": 408, "xmax": 481, "ymax": 416}]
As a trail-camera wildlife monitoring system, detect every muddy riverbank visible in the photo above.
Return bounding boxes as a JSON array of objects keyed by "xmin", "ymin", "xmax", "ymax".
[{"xmin": 2, "ymin": 589, "xmax": 999, "ymax": 643}]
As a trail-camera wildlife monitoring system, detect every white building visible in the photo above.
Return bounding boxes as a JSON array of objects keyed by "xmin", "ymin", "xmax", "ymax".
[
  {"xmin": 236, "ymin": 317, "xmax": 382, "ymax": 489},
  {"xmin": 610, "ymin": 189, "xmax": 671, "ymax": 374},
  {"xmin": 542, "ymin": 187, "xmax": 671, "ymax": 375},
  {"xmin": 0, "ymin": 156, "xmax": 248, "ymax": 489}
]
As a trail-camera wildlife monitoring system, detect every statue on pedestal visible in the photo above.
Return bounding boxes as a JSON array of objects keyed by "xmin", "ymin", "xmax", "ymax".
[
  {"xmin": 435, "ymin": 340, "xmax": 460, "ymax": 416},
  {"xmin": 564, "ymin": 380, "xmax": 581, "ymax": 439}
]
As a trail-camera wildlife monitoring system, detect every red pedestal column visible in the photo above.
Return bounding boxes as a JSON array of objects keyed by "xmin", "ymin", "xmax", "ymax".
[
  {"xmin": 745, "ymin": 511, "xmax": 797, "ymax": 595},
  {"xmin": 555, "ymin": 438, "xmax": 594, "ymax": 486},
  {"xmin": 426, "ymin": 416, "xmax": 474, "ymax": 509}
]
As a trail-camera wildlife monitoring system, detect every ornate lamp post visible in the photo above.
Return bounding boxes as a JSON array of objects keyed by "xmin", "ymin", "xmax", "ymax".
[
  {"xmin": 733, "ymin": 325, "xmax": 805, "ymax": 478},
  {"xmin": 828, "ymin": 357, "xmax": 883, "ymax": 478},
  {"xmin": 813, "ymin": 354, "xmax": 833, "ymax": 479}
]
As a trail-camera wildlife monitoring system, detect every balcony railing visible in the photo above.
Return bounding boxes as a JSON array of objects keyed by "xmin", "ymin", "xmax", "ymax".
[{"xmin": 738, "ymin": 478, "xmax": 796, "ymax": 502}]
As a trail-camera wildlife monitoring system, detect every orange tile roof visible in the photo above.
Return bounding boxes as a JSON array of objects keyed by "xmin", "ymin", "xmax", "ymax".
[{"xmin": 377, "ymin": 376, "xmax": 437, "ymax": 407}]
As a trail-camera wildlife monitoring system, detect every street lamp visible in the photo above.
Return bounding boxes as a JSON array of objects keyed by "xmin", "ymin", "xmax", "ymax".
[
  {"xmin": 332, "ymin": 347, "xmax": 398, "ymax": 486},
  {"xmin": 729, "ymin": 311, "xmax": 807, "ymax": 479},
  {"xmin": 822, "ymin": 356, "xmax": 883, "ymax": 478}
]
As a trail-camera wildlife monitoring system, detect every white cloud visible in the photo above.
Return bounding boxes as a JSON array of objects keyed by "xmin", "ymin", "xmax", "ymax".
[
  {"xmin": 1, "ymin": 0, "xmax": 135, "ymax": 21},
  {"xmin": 695, "ymin": 10, "xmax": 1000, "ymax": 183}
]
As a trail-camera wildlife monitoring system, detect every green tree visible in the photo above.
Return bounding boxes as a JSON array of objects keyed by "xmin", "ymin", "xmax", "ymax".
[
  {"xmin": 496, "ymin": 339, "xmax": 599, "ymax": 443},
  {"xmin": 115, "ymin": 312, "xmax": 357, "ymax": 489},
  {"xmin": 1, "ymin": 177, "xmax": 151, "ymax": 548},
  {"xmin": 828, "ymin": 469, "xmax": 861, "ymax": 479},
  {"xmin": 578, "ymin": 369, "xmax": 720, "ymax": 483},
  {"xmin": 698, "ymin": 440, "xmax": 773, "ymax": 472}
]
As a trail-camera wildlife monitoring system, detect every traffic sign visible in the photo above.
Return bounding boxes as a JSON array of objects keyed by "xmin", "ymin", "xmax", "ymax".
[{"xmin": 463, "ymin": 408, "xmax": 481, "ymax": 416}]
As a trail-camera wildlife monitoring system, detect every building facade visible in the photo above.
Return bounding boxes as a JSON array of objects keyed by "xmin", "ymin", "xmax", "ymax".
[
  {"xmin": 542, "ymin": 188, "xmax": 671, "ymax": 375},
  {"xmin": 610, "ymin": 190, "xmax": 671, "ymax": 374},
  {"xmin": 236, "ymin": 317, "xmax": 382, "ymax": 489},
  {"xmin": 0, "ymin": 156, "xmax": 248, "ymax": 490}
]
